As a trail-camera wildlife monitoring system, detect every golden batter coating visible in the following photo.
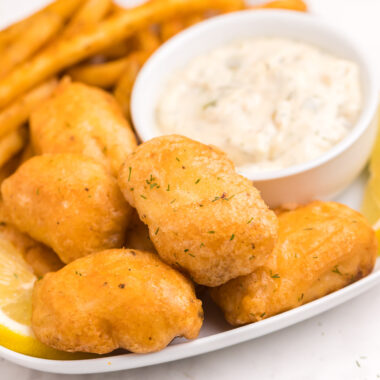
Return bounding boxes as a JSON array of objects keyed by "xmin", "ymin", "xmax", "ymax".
[
  {"xmin": 118, "ymin": 135, "xmax": 278, "ymax": 287},
  {"xmin": 0, "ymin": 222, "xmax": 63, "ymax": 277},
  {"xmin": 0, "ymin": 201, "xmax": 63, "ymax": 277},
  {"xmin": 32, "ymin": 249, "xmax": 203, "ymax": 354},
  {"xmin": 211, "ymin": 201, "xmax": 377, "ymax": 325},
  {"xmin": 1, "ymin": 154, "xmax": 131, "ymax": 264},
  {"xmin": 30, "ymin": 79, "xmax": 137, "ymax": 176}
]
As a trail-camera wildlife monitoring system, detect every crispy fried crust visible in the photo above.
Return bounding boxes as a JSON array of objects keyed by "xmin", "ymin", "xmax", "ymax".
[
  {"xmin": 1, "ymin": 154, "xmax": 131, "ymax": 263},
  {"xmin": 32, "ymin": 249, "xmax": 203, "ymax": 354},
  {"xmin": 30, "ymin": 80, "xmax": 137, "ymax": 176},
  {"xmin": 211, "ymin": 201, "xmax": 377, "ymax": 325},
  {"xmin": 118, "ymin": 135, "xmax": 278, "ymax": 287}
]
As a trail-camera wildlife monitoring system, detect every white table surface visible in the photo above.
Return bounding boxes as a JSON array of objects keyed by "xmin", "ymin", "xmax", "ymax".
[{"xmin": 1, "ymin": 0, "xmax": 380, "ymax": 378}]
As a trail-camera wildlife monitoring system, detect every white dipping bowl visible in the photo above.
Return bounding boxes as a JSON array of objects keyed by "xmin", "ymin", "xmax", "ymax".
[{"xmin": 131, "ymin": 10, "xmax": 378, "ymax": 207}]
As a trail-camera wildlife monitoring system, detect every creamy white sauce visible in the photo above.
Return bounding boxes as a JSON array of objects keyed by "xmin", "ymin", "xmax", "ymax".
[{"xmin": 156, "ymin": 37, "xmax": 362, "ymax": 172}]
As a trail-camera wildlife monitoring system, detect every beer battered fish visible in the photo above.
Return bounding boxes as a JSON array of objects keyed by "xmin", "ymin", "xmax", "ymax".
[
  {"xmin": 0, "ymin": 222, "xmax": 63, "ymax": 277},
  {"xmin": 30, "ymin": 79, "xmax": 137, "ymax": 176},
  {"xmin": 32, "ymin": 249, "xmax": 203, "ymax": 354},
  {"xmin": 211, "ymin": 201, "xmax": 377, "ymax": 325},
  {"xmin": 0, "ymin": 202, "xmax": 63, "ymax": 277},
  {"xmin": 118, "ymin": 135, "xmax": 278, "ymax": 287},
  {"xmin": 2, "ymin": 154, "xmax": 131, "ymax": 264}
]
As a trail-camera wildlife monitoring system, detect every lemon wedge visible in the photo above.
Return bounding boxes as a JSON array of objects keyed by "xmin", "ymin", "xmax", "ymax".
[
  {"xmin": 0, "ymin": 239, "xmax": 93, "ymax": 360},
  {"xmin": 362, "ymin": 108, "xmax": 380, "ymax": 252}
]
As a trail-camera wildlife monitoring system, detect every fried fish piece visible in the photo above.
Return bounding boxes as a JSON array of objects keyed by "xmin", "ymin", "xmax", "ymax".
[
  {"xmin": 30, "ymin": 79, "xmax": 137, "ymax": 176},
  {"xmin": 0, "ymin": 201, "xmax": 63, "ymax": 277},
  {"xmin": 118, "ymin": 135, "xmax": 278, "ymax": 287},
  {"xmin": 0, "ymin": 221, "xmax": 63, "ymax": 277},
  {"xmin": 0, "ymin": 202, "xmax": 63, "ymax": 276},
  {"xmin": 211, "ymin": 201, "xmax": 377, "ymax": 325},
  {"xmin": 32, "ymin": 249, "xmax": 203, "ymax": 354},
  {"xmin": 2, "ymin": 154, "xmax": 131, "ymax": 264}
]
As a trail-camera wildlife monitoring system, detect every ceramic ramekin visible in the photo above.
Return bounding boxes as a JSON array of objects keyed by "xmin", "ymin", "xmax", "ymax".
[{"xmin": 131, "ymin": 10, "xmax": 379, "ymax": 207}]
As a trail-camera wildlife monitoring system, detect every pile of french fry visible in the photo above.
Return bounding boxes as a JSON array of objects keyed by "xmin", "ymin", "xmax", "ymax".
[{"xmin": 0, "ymin": 0, "xmax": 307, "ymax": 176}]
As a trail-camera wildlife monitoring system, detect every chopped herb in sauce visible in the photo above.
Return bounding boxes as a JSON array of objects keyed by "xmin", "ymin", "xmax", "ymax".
[
  {"xmin": 195, "ymin": 178, "xmax": 201, "ymax": 184},
  {"xmin": 332, "ymin": 265, "xmax": 342, "ymax": 275},
  {"xmin": 230, "ymin": 234, "xmax": 235, "ymax": 241},
  {"xmin": 128, "ymin": 167, "xmax": 132, "ymax": 181},
  {"xmin": 140, "ymin": 194, "xmax": 147, "ymax": 199},
  {"xmin": 202, "ymin": 100, "xmax": 217, "ymax": 110}
]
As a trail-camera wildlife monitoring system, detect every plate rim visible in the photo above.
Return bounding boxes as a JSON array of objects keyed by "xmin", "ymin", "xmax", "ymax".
[{"xmin": 1, "ymin": 260, "xmax": 380, "ymax": 374}]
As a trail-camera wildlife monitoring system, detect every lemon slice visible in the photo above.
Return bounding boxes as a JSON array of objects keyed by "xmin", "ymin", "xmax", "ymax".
[
  {"xmin": 362, "ymin": 107, "xmax": 380, "ymax": 252},
  {"xmin": 0, "ymin": 239, "xmax": 93, "ymax": 360},
  {"xmin": 362, "ymin": 174, "xmax": 380, "ymax": 225}
]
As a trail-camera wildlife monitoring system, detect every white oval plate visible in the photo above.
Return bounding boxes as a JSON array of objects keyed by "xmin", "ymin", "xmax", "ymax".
[
  {"xmin": 0, "ymin": 173, "xmax": 378, "ymax": 374},
  {"xmin": 1, "ymin": 1, "xmax": 379, "ymax": 375}
]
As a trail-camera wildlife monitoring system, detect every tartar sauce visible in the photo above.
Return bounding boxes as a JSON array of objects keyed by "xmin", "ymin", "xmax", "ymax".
[{"xmin": 156, "ymin": 37, "xmax": 362, "ymax": 172}]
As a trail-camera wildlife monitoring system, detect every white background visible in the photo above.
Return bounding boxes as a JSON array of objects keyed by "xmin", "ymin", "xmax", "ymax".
[{"xmin": 1, "ymin": 0, "xmax": 380, "ymax": 379}]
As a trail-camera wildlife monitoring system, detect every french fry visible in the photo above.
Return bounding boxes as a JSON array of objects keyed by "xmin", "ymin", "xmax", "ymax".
[
  {"xmin": 0, "ymin": 0, "xmax": 82, "ymax": 78},
  {"xmin": 0, "ymin": 78, "xmax": 58, "ymax": 140},
  {"xmin": 0, "ymin": 127, "xmax": 27, "ymax": 168},
  {"xmin": 0, "ymin": 0, "xmax": 246, "ymax": 109},
  {"xmin": 250, "ymin": 0, "xmax": 307, "ymax": 12},
  {"xmin": 110, "ymin": 2, "xmax": 127, "ymax": 15},
  {"xmin": 97, "ymin": 39, "xmax": 135, "ymax": 60},
  {"xmin": 162, "ymin": 12, "xmax": 205, "ymax": 41},
  {"xmin": 160, "ymin": 18, "xmax": 187, "ymax": 41},
  {"xmin": 67, "ymin": 58, "xmax": 130, "ymax": 89},
  {"xmin": 0, "ymin": 21, "xmax": 27, "ymax": 50},
  {"xmin": 0, "ymin": 0, "xmax": 79, "ymax": 48},
  {"xmin": 63, "ymin": 0, "xmax": 113, "ymax": 37},
  {"xmin": 136, "ymin": 27, "xmax": 161, "ymax": 53},
  {"xmin": 185, "ymin": 13, "xmax": 206, "ymax": 27},
  {"xmin": 114, "ymin": 51, "xmax": 150, "ymax": 121}
]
